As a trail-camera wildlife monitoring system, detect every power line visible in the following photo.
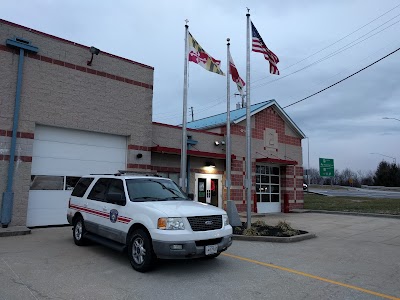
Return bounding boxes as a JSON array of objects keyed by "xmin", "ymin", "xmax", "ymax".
[
  {"xmin": 154, "ymin": 14, "xmax": 399, "ymax": 120},
  {"xmin": 156, "ymin": 40, "xmax": 400, "ymax": 122},
  {"xmin": 252, "ymin": 16, "xmax": 400, "ymax": 90},
  {"xmin": 283, "ymin": 47, "xmax": 400, "ymax": 109},
  {"xmin": 154, "ymin": 4, "xmax": 400, "ymax": 121},
  {"xmin": 251, "ymin": 3, "xmax": 400, "ymax": 85}
]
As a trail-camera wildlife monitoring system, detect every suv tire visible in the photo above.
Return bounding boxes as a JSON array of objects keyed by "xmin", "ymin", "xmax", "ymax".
[
  {"xmin": 128, "ymin": 229, "xmax": 156, "ymax": 272},
  {"xmin": 73, "ymin": 216, "xmax": 87, "ymax": 246}
]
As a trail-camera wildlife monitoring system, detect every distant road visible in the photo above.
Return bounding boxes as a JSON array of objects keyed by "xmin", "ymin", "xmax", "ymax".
[{"xmin": 309, "ymin": 187, "xmax": 400, "ymax": 199}]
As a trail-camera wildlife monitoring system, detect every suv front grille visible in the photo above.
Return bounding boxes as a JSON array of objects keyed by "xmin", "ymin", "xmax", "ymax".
[{"xmin": 187, "ymin": 215, "xmax": 222, "ymax": 231}]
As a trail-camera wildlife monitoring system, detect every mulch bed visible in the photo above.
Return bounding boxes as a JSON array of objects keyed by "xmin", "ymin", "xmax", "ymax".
[{"xmin": 233, "ymin": 221, "xmax": 307, "ymax": 237}]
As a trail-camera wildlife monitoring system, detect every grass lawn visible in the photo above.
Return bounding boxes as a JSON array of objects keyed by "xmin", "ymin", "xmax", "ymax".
[
  {"xmin": 308, "ymin": 184, "xmax": 348, "ymax": 190},
  {"xmin": 304, "ymin": 193, "xmax": 400, "ymax": 215}
]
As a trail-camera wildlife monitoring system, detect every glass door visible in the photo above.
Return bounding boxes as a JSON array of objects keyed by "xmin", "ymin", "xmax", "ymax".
[
  {"xmin": 256, "ymin": 165, "xmax": 281, "ymax": 213},
  {"xmin": 194, "ymin": 174, "xmax": 222, "ymax": 207}
]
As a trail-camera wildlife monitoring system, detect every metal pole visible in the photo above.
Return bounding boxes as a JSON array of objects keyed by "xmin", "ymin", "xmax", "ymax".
[
  {"xmin": 226, "ymin": 39, "xmax": 231, "ymax": 204},
  {"xmin": 180, "ymin": 23, "xmax": 189, "ymax": 192},
  {"xmin": 245, "ymin": 11, "xmax": 252, "ymax": 229},
  {"xmin": 1, "ymin": 48, "xmax": 24, "ymax": 227},
  {"xmin": 307, "ymin": 137, "xmax": 310, "ymax": 186}
]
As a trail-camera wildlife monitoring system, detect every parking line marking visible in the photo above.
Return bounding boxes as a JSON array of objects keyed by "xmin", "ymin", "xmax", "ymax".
[{"xmin": 222, "ymin": 253, "xmax": 400, "ymax": 300}]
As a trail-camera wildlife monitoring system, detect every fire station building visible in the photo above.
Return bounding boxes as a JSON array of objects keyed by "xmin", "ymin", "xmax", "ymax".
[{"xmin": 0, "ymin": 19, "xmax": 305, "ymax": 227}]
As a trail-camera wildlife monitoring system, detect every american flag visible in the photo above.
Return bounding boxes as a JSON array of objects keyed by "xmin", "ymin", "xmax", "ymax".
[{"xmin": 251, "ymin": 21, "xmax": 280, "ymax": 75}]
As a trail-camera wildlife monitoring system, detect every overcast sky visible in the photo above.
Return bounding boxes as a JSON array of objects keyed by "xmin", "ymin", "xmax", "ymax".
[{"xmin": 2, "ymin": 0, "xmax": 400, "ymax": 174}]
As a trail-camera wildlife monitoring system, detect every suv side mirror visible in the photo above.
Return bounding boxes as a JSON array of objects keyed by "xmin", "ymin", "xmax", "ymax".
[
  {"xmin": 188, "ymin": 193, "xmax": 194, "ymax": 200},
  {"xmin": 106, "ymin": 193, "xmax": 125, "ymax": 205}
]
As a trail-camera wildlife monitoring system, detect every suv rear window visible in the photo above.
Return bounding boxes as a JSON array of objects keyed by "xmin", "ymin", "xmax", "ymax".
[{"xmin": 71, "ymin": 177, "xmax": 94, "ymax": 197}]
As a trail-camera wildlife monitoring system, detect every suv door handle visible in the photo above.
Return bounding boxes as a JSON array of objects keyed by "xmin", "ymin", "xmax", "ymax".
[
  {"xmin": 84, "ymin": 203, "xmax": 88, "ymax": 208},
  {"xmin": 102, "ymin": 206, "xmax": 108, "ymax": 212}
]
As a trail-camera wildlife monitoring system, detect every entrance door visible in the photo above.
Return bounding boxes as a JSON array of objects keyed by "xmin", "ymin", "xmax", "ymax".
[
  {"xmin": 255, "ymin": 165, "xmax": 281, "ymax": 213},
  {"xmin": 194, "ymin": 174, "xmax": 222, "ymax": 208}
]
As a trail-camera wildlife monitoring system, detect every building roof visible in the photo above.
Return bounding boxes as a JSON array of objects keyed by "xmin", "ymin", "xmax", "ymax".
[
  {"xmin": 0, "ymin": 19, "xmax": 154, "ymax": 70},
  {"xmin": 187, "ymin": 99, "xmax": 306, "ymax": 138}
]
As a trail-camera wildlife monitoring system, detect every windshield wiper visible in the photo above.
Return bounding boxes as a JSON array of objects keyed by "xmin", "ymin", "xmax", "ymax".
[
  {"xmin": 165, "ymin": 196, "xmax": 186, "ymax": 200},
  {"xmin": 147, "ymin": 180, "xmax": 184, "ymax": 198},
  {"xmin": 132, "ymin": 197, "xmax": 162, "ymax": 201}
]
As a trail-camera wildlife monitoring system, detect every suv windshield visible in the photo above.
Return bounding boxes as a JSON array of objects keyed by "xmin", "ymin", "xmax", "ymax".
[{"xmin": 126, "ymin": 178, "xmax": 189, "ymax": 202}]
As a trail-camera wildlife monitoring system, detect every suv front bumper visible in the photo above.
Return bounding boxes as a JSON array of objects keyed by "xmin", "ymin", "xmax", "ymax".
[{"xmin": 152, "ymin": 235, "xmax": 233, "ymax": 259}]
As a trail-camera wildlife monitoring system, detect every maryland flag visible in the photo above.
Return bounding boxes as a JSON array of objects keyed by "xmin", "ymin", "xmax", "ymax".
[
  {"xmin": 188, "ymin": 32, "xmax": 225, "ymax": 76},
  {"xmin": 229, "ymin": 49, "xmax": 245, "ymax": 95}
]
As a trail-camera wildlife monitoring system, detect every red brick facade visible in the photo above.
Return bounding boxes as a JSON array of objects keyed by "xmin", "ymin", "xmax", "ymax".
[{"xmin": 223, "ymin": 107, "xmax": 304, "ymax": 212}]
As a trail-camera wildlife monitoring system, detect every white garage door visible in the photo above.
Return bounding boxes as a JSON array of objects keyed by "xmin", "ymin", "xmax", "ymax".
[{"xmin": 27, "ymin": 125, "xmax": 127, "ymax": 227}]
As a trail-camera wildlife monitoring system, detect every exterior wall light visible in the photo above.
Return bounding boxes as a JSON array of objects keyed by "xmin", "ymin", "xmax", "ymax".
[
  {"xmin": 87, "ymin": 46, "xmax": 100, "ymax": 66},
  {"xmin": 205, "ymin": 161, "xmax": 215, "ymax": 168}
]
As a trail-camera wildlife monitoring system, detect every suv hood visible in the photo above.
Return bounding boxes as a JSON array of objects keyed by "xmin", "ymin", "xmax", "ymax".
[{"xmin": 142, "ymin": 201, "xmax": 226, "ymax": 217}]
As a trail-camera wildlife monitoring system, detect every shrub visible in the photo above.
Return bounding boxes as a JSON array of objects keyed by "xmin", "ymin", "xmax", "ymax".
[
  {"xmin": 276, "ymin": 221, "xmax": 299, "ymax": 236},
  {"xmin": 243, "ymin": 227, "xmax": 259, "ymax": 236}
]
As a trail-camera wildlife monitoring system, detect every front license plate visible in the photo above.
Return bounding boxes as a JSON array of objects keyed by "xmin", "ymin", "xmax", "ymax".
[{"xmin": 205, "ymin": 244, "xmax": 218, "ymax": 255}]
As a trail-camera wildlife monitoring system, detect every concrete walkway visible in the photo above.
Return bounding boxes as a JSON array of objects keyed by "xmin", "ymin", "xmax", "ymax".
[{"xmin": 241, "ymin": 212, "xmax": 400, "ymax": 245}]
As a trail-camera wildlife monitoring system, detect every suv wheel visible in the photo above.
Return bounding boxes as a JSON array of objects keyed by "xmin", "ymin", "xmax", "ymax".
[
  {"xmin": 73, "ymin": 216, "xmax": 87, "ymax": 246},
  {"xmin": 128, "ymin": 229, "xmax": 156, "ymax": 272}
]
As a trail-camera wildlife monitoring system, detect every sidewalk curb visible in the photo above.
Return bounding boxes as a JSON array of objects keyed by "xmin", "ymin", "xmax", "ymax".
[
  {"xmin": 232, "ymin": 232, "xmax": 316, "ymax": 243},
  {"xmin": 292, "ymin": 209, "xmax": 400, "ymax": 219},
  {"xmin": 0, "ymin": 226, "xmax": 31, "ymax": 237}
]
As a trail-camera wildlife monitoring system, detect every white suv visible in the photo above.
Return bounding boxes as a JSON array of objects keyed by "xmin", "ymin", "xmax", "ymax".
[{"xmin": 67, "ymin": 173, "xmax": 233, "ymax": 272}]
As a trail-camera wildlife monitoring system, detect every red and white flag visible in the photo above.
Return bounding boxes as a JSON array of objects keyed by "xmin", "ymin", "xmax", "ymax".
[
  {"xmin": 251, "ymin": 21, "xmax": 280, "ymax": 75},
  {"xmin": 228, "ymin": 50, "xmax": 245, "ymax": 95}
]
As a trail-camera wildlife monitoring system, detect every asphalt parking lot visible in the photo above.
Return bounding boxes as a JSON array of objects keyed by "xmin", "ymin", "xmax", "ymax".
[{"xmin": 0, "ymin": 213, "xmax": 399, "ymax": 300}]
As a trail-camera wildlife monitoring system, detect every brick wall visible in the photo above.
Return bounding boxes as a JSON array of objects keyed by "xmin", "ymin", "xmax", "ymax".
[
  {"xmin": 224, "ymin": 106, "xmax": 304, "ymax": 212},
  {"xmin": 0, "ymin": 20, "xmax": 154, "ymax": 226}
]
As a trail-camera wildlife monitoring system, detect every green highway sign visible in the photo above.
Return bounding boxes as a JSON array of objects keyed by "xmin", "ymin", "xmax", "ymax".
[{"xmin": 319, "ymin": 158, "xmax": 334, "ymax": 177}]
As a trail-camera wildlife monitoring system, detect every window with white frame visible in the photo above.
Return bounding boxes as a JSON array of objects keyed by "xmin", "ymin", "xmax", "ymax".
[{"xmin": 256, "ymin": 165, "xmax": 280, "ymax": 203}]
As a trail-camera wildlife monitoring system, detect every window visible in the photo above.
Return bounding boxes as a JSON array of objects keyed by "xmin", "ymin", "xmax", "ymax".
[
  {"xmin": 71, "ymin": 177, "xmax": 94, "ymax": 197},
  {"xmin": 256, "ymin": 165, "xmax": 280, "ymax": 203},
  {"xmin": 30, "ymin": 176, "xmax": 64, "ymax": 190},
  {"xmin": 30, "ymin": 175, "xmax": 84, "ymax": 192},
  {"xmin": 66, "ymin": 176, "xmax": 81, "ymax": 190},
  {"xmin": 88, "ymin": 178, "xmax": 111, "ymax": 202},
  {"xmin": 126, "ymin": 178, "xmax": 187, "ymax": 202},
  {"xmin": 107, "ymin": 179, "xmax": 126, "ymax": 201},
  {"xmin": 156, "ymin": 172, "xmax": 179, "ymax": 185}
]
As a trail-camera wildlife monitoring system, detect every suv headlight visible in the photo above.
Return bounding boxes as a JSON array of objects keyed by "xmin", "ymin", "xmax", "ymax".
[
  {"xmin": 158, "ymin": 217, "xmax": 185, "ymax": 230},
  {"xmin": 223, "ymin": 215, "xmax": 229, "ymax": 226}
]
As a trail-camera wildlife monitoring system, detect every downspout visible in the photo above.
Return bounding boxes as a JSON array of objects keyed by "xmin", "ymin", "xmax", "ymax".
[
  {"xmin": 186, "ymin": 136, "xmax": 198, "ymax": 194},
  {"xmin": 1, "ymin": 37, "xmax": 38, "ymax": 228}
]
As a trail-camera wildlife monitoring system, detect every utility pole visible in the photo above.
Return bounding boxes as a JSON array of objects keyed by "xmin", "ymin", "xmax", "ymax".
[
  {"xmin": 234, "ymin": 93, "xmax": 246, "ymax": 108},
  {"xmin": 189, "ymin": 107, "xmax": 194, "ymax": 122}
]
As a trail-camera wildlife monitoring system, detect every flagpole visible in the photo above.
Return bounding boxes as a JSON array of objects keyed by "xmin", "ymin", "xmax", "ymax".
[
  {"xmin": 226, "ymin": 38, "xmax": 231, "ymax": 205},
  {"xmin": 245, "ymin": 10, "xmax": 252, "ymax": 229},
  {"xmin": 180, "ymin": 21, "xmax": 189, "ymax": 192}
]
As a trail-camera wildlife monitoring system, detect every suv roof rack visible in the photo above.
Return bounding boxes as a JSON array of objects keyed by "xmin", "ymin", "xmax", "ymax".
[
  {"xmin": 89, "ymin": 173, "xmax": 115, "ymax": 175},
  {"xmin": 116, "ymin": 170, "xmax": 163, "ymax": 177}
]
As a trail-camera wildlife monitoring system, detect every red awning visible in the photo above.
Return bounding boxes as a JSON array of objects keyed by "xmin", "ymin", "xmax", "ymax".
[{"xmin": 255, "ymin": 157, "xmax": 297, "ymax": 165}]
